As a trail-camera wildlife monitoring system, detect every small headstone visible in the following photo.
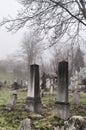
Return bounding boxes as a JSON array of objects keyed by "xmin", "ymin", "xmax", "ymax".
[
  {"xmin": 40, "ymin": 89, "xmax": 45, "ymax": 97},
  {"xmin": 6, "ymin": 92, "xmax": 17, "ymax": 110},
  {"xmin": 50, "ymin": 84, "xmax": 54, "ymax": 94},
  {"xmin": 12, "ymin": 81, "xmax": 19, "ymax": 90},
  {"xmin": 18, "ymin": 118, "xmax": 32, "ymax": 130},
  {"xmin": 54, "ymin": 126, "xmax": 64, "ymax": 130},
  {"xmin": 72, "ymin": 90, "xmax": 80, "ymax": 105}
]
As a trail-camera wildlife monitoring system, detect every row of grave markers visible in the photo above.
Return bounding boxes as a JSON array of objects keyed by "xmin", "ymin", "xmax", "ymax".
[{"xmin": 6, "ymin": 61, "xmax": 69, "ymax": 120}]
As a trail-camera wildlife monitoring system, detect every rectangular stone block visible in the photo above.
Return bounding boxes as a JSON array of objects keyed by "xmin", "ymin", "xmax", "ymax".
[{"xmin": 54, "ymin": 101, "xmax": 70, "ymax": 120}]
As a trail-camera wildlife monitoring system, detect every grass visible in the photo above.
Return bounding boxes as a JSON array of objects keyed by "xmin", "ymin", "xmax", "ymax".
[
  {"xmin": 80, "ymin": 92, "xmax": 86, "ymax": 104},
  {"xmin": 0, "ymin": 88, "xmax": 27, "ymax": 130},
  {"xmin": 0, "ymin": 88, "xmax": 85, "ymax": 129},
  {"xmin": 0, "ymin": 73, "xmax": 13, "ymax": 83}
]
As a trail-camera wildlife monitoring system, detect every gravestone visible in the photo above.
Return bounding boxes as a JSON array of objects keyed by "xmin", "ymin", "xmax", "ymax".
[
  {"xmin": 54, "ymin": 126, "xmax": 64, "ymax": 130},
  {"xmin": 25, "ymin": 64, "xmax": 42, "ymax": 113},
  {"xmin": 6, "ymin": 92, "xmax": 17, "ymax": 110},
  {"xmin": 12, "ymin": 81, "xmax": 19, "ymax": 90},
  {"xmin": 18, "ymin": 118, "xmax": 32, "ymax": 130},
  {"xmin": 72, "ymin": 90, "xmax": 80, "ymax": 105},
  {"xmin": 70, "ymin": 71, "xmax": 79, "ymax": 90},
  {"xmin": 50, "ymin": 84, "xmax": 54, "ymax": 94},
  {"xmin": 54, "ymin": 61, "xmax": 70, "ymax": 120}
]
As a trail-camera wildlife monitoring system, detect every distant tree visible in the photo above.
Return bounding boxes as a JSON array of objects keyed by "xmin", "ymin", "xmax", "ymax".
[
  {"xmin": 50, "ymin": 45, "xmax": 70, "ymax": 75},
  {"xmin": 13, "ymin": 63, "xmax": 23, "ymax": 82},
  {"xmin": 6, "ymin": 54, "xmax": 28, "ymax": 81},
  {"xmin": 50, "ymin": 49, "xmax": 59, "ymax": 75},
  {"xmin": 0, "ymin": 61, "xmax": 7, "ymax": 74},
  {"xmin": 73, "ymin": 46, "xmax": 84, "ymax": 72},
  {"xmin": 41, "ymin": 72, "xmax": 46, "ymax": 90},
  {"xmin": 21, "ymin": 30, "xmax": 43, "ymax": 65},
  {"xmin": 21, "ymin": 30, "xmax": 44, "ymax": 83}
]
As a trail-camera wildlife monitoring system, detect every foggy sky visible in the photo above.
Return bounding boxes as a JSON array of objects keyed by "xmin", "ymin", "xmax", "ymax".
[{"xmin": 0, "ymin": 0, "xmax": 23, "ymax": 59}]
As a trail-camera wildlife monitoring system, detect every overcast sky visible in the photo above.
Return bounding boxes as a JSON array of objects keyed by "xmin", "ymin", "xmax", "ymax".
[{"xmin": 0, "ymin": 0, "xmax": 23, "ymax": 60}]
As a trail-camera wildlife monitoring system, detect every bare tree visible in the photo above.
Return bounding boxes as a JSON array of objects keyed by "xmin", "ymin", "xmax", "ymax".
[
  {"xmin": 73, "ymin": 46, "xmax": 84, "ymax": 72},
  {"xmin": 21, "ymin": 30, "xmax": 44, "ymax": 84},
  {"xmin": 6, "ymin": 57, "xmax": 27, "ymax": 83},
  {"xmin": 50, "ymin": 44, "xmax": 70, "ymax": 75},
  {"xmin": 21, "ymin": 30, "xmax": 43, "ymax": 65},
  {"xmin": 0, "ymin": 0, "xmax": 86, "ymax": 47}
]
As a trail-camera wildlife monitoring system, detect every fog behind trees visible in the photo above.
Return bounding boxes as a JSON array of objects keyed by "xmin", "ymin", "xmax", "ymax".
[
  {"xmin": 0, "ymin": 37, "xmax": 85, "ymax": 84},
  {"xmin": 0, "ymin": 0, "xmax": 86, "ymax": 84}
]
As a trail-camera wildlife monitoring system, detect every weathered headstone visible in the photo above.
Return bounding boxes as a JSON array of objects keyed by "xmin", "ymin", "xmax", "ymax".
[
  {"xmin": 25, "ymin": 64, "xmax": 42, "ymax": 113},
  {"xmin": 6, "ymin": 92, "xmax": 17, "ymax": 110},
  {"xmin": 50, "ymin": 84, "xmax": 54, "ymax": 94},
  {"xmin": 54, "ymin": 126, "xmax": 64, "ymax": 130},
  {"xmin": 54, "ymin": 61, "xmax": 70, "ymax": 120},
  {"xmin": 12, "ymin": 81, "xmax": 19, "ymax": 90},
  {"xmin": 72, "ymin": 90, "xmax": 80, "ymax": 105},
  {"xmin": 18, "ymin": 118, "xmax": 32, "ymax": 130},
  {"xmin": 70, "ymin": 71, "xmax": 79, "ymax": 90}
]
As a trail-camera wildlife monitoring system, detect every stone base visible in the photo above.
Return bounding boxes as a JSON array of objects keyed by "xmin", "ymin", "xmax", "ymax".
[
  {"xmin": 54, "ymin": 101, "xmax": 70, "ymax": 120},
  {"xmin": 25, "ymin": 97, "xmax": 42, "ymax": 113}
]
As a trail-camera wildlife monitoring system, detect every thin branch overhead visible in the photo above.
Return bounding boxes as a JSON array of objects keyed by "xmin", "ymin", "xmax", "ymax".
[{"xmin": 0, "ymin": 0, "xmax": 86, "ymax": 45}]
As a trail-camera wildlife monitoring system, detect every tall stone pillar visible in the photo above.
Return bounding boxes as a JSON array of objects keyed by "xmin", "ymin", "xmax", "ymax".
[
  {"xmin": 54, "ymin": 61, "xmax": 70, "ymax": 120},
  {"xmin": 25, "ymin": 64, "xmax": 41, "ymax": 113}
]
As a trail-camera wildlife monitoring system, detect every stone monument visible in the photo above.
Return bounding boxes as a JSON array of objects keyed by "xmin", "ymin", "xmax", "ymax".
[
  {"xmin": 54, "ymin": 61, "xmax": 70, "ymax": 120},
  {"xmin": 25, "ymin": 64, "xmax": 42, "ymax": 113}
]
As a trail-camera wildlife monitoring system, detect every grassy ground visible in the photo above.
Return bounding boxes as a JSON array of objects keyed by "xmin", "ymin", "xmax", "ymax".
[
  {"xmin": 0, "ymin": 88, "xmax": 85, "ymax": 130},
  {"xmin": 0, "ymin": 73, "xmax": 13, "ymax": 83}
]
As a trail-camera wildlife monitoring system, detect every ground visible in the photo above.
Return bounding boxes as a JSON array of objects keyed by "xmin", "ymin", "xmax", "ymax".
[{"xmin": 0, "ymin": 88, "xmax": 86, "ymax": 130}]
